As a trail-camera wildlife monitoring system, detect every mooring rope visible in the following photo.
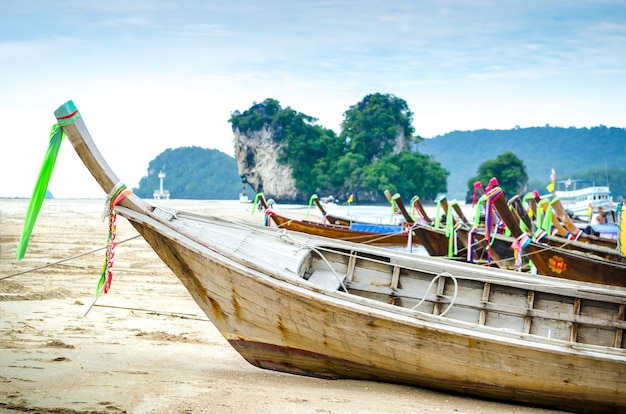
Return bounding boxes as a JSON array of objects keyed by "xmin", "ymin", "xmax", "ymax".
[
  {"xmin": 91, "ymin": 303, "xmax": 210, "ymax": 322},
  {"xmin": 0, "ymin": 235, "xmax": 141, "ymax": 281}
]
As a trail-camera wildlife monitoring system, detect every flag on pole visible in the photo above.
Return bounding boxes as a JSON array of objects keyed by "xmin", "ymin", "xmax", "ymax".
[{"xmin": 347, "ymin": 194, "xmax": 354, "ymax": 204}]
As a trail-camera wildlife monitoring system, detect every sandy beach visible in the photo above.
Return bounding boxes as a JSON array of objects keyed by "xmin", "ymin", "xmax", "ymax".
[{"xmin": 0, "ymin": 198, "xmax": 567, "ymax": 414}]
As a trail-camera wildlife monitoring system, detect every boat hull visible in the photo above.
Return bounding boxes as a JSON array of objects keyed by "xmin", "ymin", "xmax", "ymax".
[
  {"xmin": 269, "ymin": 213, "xmax": 415, "ymax": 246},
  {"xmin": 51, "ymin": 100, "xmax": 626, "ymax": 414},
  {"xmin": 123, "ymin": 209, "xmax": 626, "ymax": 414}
]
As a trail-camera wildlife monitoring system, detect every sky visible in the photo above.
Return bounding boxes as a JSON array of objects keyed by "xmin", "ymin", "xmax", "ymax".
[{"xmin": 1, "ymin": 0, "xmax": 625, "ymax": 198}]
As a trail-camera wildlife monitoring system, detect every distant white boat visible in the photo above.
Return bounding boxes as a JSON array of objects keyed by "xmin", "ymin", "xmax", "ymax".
[{"xmin": 555, "ymin": 179, "xmax": 613, "ymax": 219}]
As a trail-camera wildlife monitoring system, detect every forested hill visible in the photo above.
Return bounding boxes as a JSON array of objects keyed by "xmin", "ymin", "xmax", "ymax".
[
  {"xmin": 133, "ymin": 126, "xmax": 626, "ymax": 201},
  {"xmin": 418, "ymin": 125, "xmax": 626, "ymax": 200},
  {"xmin": 133, "ymin": 146, "xmax": 244, "ymax": 199}
]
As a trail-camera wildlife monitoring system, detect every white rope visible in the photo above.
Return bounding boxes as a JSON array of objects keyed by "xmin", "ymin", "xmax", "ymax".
[
  {"xmin": 410, "ymin": 271, "xmax": 458, "ymax": 317},
  {"xmin": 276, "ymin": 229, "xmax": 348, "ymax": 292}
]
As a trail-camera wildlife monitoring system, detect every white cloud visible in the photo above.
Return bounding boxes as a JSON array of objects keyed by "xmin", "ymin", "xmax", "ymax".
[{"xmin": 1, "ymin": 1, "xmax": 625, "ymax": 198}]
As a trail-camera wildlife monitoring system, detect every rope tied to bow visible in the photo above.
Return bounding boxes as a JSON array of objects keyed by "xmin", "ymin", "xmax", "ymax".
[{"xmin": 96, "ymin": 182, "xmax": 132, "ymax": 297}]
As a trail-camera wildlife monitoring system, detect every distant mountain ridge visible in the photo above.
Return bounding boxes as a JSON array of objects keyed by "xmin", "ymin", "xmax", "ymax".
[
  {"xmin": 418, "ymin": 125, "xmax": 626, "ymax": 200},
  {"xmin": 134, "ymin": 126, "xmax": 626, "ymax": 201}
]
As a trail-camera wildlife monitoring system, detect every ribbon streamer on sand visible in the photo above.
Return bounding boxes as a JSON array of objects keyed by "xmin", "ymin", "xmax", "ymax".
[
  {"xmin": 97, "ymin": 183, "xmax": 131, "ymax": 295},
  {"xmin": 83, "ymin": 183, "xmax": 131, "ymax": 317},
  {"xmin": 16, "ymin": 110, "xmax": 81, "ymax": 261}
]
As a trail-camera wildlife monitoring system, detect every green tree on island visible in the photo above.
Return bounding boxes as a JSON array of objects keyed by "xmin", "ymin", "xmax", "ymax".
[
  {"xmin": 230, "ymin": 93, "xmax": 448, "ymax": 202},
  {"xmin": 466, "ymin": 152, "xmax": 529, "ymax": 202},
  {"xmin": 336, "ymin": 93, "xmax": 447, "ymax": 201}
]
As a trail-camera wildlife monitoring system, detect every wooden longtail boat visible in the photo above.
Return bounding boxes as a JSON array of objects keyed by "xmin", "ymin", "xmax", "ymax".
[
  {"xmin": 512, "ymin": 192, "xmax": 618, "ymax": 250},
  {"xmin": 406, "ymin": 194, "xmax": 525, "ymax": 270},
  {"xmin": 391, "ymin": 194, "xmax": 506, "ymax": 266},
  {"xmin": 256, "ymin": 193, "xmax": 418, "ymax": 247},
  {"xmin": 499, "ymin": 190, "xmax": 624, "ymax": 265},
  {"xmin": 310, "ymin": 194, "xmax": 353, "ymax": 226},
  {"xmin": 321, "ymin": 190, "xmax": 503, "ymax": 267},
  {"xmin": 21, "ymin": 101, "xmax": 626, "ymax": 413},
  {"xmin": 487, "ymin": 187, "xmax": 626, "ymax": 286},
  {"xmin": 549, "ymin": 196, "xmax": 618, "ymax": 249},
  {"xmin": 310, "ymin": 192, "xmax": 405, "ymax": 227}
]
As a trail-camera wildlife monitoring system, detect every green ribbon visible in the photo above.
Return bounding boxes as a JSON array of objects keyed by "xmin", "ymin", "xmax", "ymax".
[
  {"xmin": 389, "ymin": 197, "xmax": 396, "ymax": 224},
  {"xmin": 409, "ymin": 196, "xmax": 419, "ymax": 221},
  {"xmin": 535, "ymin": 199, "xmax": 547, "ymax": 231},
  {"xmin": 434, "ymin": 195, "xmax": 445, "ymax": 229},
  {"xmin": 539, "ymin": 199, "xmax": 554, "ymax": 233},
  {"xmin": 445, "ymin": 202, "xmax": 455, "ymax": 257},
  {"xmin": 473, "ymin": 195, "xmax": 487, "ymax": 228},
  {"xmin": 17, "ymin": 111, "xmax": 81, "ymax": 261},
  {"xmin": 306, "ymin": 194, "xmax": 318, "ymax": 219},
  {"xmin": 252, "ymin": 192, "xmax": 264, "ymax": 215}
]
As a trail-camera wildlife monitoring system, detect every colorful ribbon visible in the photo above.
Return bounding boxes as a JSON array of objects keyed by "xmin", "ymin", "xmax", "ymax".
[
  {"xmin": 618, "ymin": 201, "xmax": 625, "ymax": 255},
  {"xmin": 404, "ymin": 222, "xmax": 417, "ymax": 253},
  {"xmin": 434, "ymin": 196, "xmax": 444, "ymax": 229},
  {"xmin": 96, "ymin": 183, "xmax": 131, "ymax": 296},
  {"xmin": 511, "ymin": 233, "xmax": 531, "ymax": 271},
  {"xmin": 410, "ymin": 196, "xmax": 428, "ymax": 225},
  {"xmin": 251, "ymin": 193, "xmax": 274, "ymax": 227},
  {"xmin": 305, "ymin": 194, "xmax": 317, "ymax": 220},
  {"xmin": 485, "ymin": 189, "xmax": 505, "ymax": 265},
  {"xmin": 17, "ymin": 109, "xmax": 82, "ymax": 261},
  {"xmin": 472, "ymin": 181, "xmax": 482, "ymax": 207},
  {"xmin": 445, "ymin": 202, "xmax": 460, "ymax": 257},
  {"xmin": 466, "ymin": 227, "xmax": 477, "ymax": 263},
  {"xmin": 532, "ymin": 229, "xmax": 547, "ymax": 243}
]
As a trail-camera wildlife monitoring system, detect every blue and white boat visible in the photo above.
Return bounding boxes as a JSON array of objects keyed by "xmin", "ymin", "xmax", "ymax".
[{"xmin": 555, "ymin": 179, "xmax": 613, "ymax": 220}]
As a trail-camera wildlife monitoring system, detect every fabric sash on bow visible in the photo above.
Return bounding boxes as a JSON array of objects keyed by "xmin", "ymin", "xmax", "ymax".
[
  {"xmin": 404, "ymin": 222, "xmax": 417, "ymax": 253},
  {"xmin": 409, "ymin": 196, "xmax": 429, "ymax": 225},
  {"xmin": 472, "ymin": 181, "xmax": 482, "ymax": 207},
  {"xmin": 522, "ymin": 192, "xmax": 536, "ymax": 220},
  {"xmin": 252, "ymin": 192, "xmax": 273, "ymax": 226},
  {"xmin": 511, "ymin": 233, "xmax": 531, "ymax": 271},
  {"xmin": 305, "ymin": 194, "xmax": 317, "ymax": 221},
  {"xmin": 17, "ymin": 109, "xmax": 82, "ymax": 261},
  {"xmin": 467, "ymin": 194, "xmax": 488, "ymax": 263},
  {"xmin": 485, "ymin": 189, "xmax": 505, "ymax": 265},
  {"xmin": 389, "ymin": 197, "xmax": 397, "ymax": 224},
  {"xmin": 445, "ymin": 201, "xmax": 461, "ymax": 257},
  {"xmin": 82, "ymin": 182, "xmax": 131, "ymax": 316},
  {"xmin": 434, "ymin": 196, "xmax": 444, "ymax": 229}
]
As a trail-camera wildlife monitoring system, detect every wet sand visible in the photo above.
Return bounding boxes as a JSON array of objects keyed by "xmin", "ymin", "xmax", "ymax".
[{"xmin": 0, "ymin": 198, "xmax": 567, "ymax": 413}]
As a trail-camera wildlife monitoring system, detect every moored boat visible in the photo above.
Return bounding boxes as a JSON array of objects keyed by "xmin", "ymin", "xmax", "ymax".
[{"xmin": 16, "ymin": 101, "xmax": 626, "ymax": 413}]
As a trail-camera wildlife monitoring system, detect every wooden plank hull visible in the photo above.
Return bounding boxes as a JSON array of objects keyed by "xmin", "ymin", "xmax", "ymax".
[
  {"xmin": 268, "ymin": 212, "xmax": 416, "ymax": 247},
  {"xmin": 122, "ymin": 207, "xmax": 626, "ymax": 414},
  {"xmin": 50, "ymin": 100, "xmax": 626, "ymax": 414}
]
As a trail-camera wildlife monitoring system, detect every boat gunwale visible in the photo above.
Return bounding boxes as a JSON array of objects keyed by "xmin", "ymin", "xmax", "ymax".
[{"xmin": 114, "ymin": 204, "xmax": 626, "ymax": 359}]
